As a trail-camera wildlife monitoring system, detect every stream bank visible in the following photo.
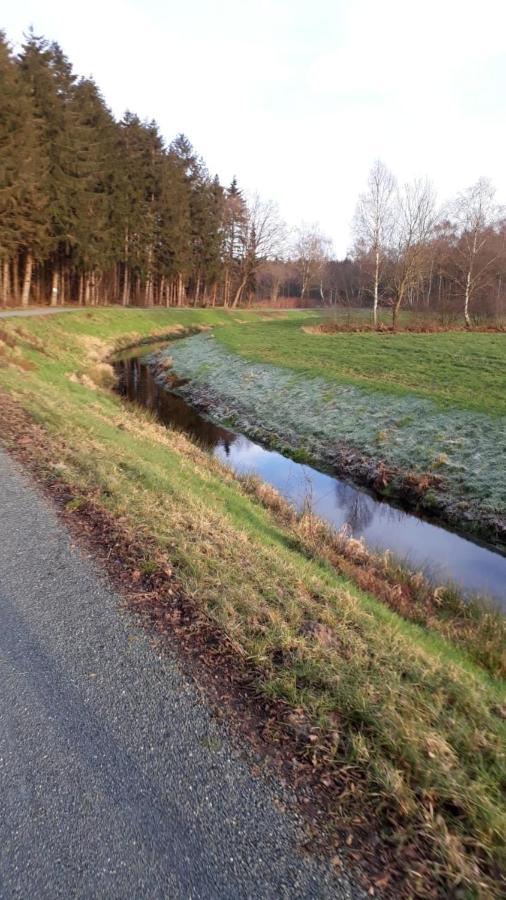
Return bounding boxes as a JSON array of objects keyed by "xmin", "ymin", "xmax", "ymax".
[
  {"xmin": 114, "ymin": 343, "xmax": 506, "ymax": 609},
  {"xmin": 154, "ymin": 332, "xmax": 506, "ymax": 551}
]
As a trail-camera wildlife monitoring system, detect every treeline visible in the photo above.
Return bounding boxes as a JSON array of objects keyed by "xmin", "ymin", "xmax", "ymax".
[
  {"xmin": 0, "ymin": 30, "xmax": 289, "ymax": 309},
  {"xmin": 350, "ymin": 162, "xmax": 506, "ymax": 325},
  {"xmin": 250, "ymin": 168, "xmax": 506, "ymax": 324},
  {"xmin": 2, "ymin": 31, "xmax": 505, "ymax": 319}
]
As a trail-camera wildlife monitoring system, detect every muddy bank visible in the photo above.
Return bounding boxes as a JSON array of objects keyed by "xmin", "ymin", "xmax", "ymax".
[{"xmin": 150, "ymin": 340, "xmax": 506, "ymax": 552}]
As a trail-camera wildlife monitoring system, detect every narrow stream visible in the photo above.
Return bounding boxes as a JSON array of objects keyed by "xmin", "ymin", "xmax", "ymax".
[{"xmin": 114, "ymin": 344, "xmax": 506, "ymax": 610}]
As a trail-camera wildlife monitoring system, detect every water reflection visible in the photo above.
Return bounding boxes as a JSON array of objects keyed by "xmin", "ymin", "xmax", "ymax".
[
  {"xmin": 114, "ymin": 353, "xmax": 506, "ymax": 609},
  {"xmin": 333, "ymin": 482, "xmax": 378, "ymax": 533}
]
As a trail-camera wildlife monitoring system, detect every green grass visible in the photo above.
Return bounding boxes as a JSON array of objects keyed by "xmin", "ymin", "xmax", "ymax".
[
  {"xmin": 166, "ymin": 329, "xmax": 506, "ymax": 521},
  {"xmin": 0, "ymin": 308, "xmax": 505, "ymax": 895},
  {"xmin": 214, "ymin": 316, "xmax": 506, "ymax": 416}
]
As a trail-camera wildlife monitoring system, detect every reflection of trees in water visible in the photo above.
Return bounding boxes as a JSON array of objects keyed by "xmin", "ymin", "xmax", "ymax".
[
  {"xmin": 334, "ymin": 481, "xmax": 403, "ymax": 535},
  {"xmin": 120, "ymin": 357, "xmax": 406, "ymax": 538},
  {"xmin": 219, "ymin": 436, "xmax": 235, "ymax": 456},
  {"xmin": 121, "ymin": 358, "xmax": 237, "ymax": 453}
]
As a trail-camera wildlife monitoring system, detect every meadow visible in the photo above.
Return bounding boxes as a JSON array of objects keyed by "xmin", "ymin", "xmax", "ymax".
[
  {"xmin": 167, "ymin": 321, "xmax": 506, "ymax": 538},
  {"xmin": 215, "ymin": 315, "xmax": 506, "ymax": 415}
]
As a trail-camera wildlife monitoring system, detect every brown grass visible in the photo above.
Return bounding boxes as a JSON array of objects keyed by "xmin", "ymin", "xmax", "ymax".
[
  {"xmin": 238, "ymin": 476, "xmax": 506, "ymax": 679},
  {"xmin": 305, "ymin": 319, "xmax": 506, "ymax": 335}
]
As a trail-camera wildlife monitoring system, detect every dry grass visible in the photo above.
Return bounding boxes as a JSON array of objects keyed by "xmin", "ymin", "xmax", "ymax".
[
  {"xmin": 304, "ymin": 314, "xmax": 506, "ymax": 335},
  {"xmin": 307, "ymin": 322, "xmax": 506, "ymax": 335},
  {"xmin": 238, "ymin": 476, "xmax": 506, "ymax": 679}
]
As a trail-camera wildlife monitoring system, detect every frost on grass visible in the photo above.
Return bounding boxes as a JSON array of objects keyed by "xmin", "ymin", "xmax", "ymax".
[{"xmin": 165, "ymin": 333, "xmax": 506, "ymax": 515}]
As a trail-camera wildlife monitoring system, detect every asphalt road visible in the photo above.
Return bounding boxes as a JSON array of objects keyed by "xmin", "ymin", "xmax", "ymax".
[{"xmin": 0, "ymin": 449, "xmax": 360, "ymax": 899}]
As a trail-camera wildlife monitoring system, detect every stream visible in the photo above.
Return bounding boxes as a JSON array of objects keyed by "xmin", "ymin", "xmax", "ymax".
[{"xmin": 114, "ymin": 343, "xmax": 506, "ymax": 610}]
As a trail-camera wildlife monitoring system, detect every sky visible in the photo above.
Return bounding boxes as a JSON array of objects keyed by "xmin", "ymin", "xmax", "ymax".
[{"xmin": 4, "ymin": 0, "xmax": 506, "ymax": 255}]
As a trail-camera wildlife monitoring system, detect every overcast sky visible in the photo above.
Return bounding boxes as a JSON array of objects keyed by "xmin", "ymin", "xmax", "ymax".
[{"xmin": 4, "ymin": 0, "xmax": 506, "ymax": 255}]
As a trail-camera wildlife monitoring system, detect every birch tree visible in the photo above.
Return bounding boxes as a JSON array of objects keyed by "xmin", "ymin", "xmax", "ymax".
[
  {"xmin": 389, "ymin": 179, "xmax": 438, "ymax": 329},
  {"xmin": 293, "ymin": 223, "xmax": 332, "ymax": 302},
  {"xmin": 450, "ymin": 178, "xmax": 503, "ymax": 326},
  {"xmin": 353, "ymin": 160, "xmax": 395, "ymax": 325}
]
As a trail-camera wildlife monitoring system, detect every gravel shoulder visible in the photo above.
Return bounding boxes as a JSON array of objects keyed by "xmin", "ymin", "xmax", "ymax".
[{"xmin": 0, "ymin": 448, "xmax": 359, "ymax": 899}]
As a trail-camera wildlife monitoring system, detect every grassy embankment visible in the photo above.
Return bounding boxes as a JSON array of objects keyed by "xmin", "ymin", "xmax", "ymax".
[{"xmin": 0, "ymin": 308, "xmax": 505, "ymax": 896}]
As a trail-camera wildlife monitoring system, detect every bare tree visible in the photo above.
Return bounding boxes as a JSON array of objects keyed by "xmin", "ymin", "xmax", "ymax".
[
  {"xmin": 450, "ymin": 178, "xmax": 504, "ymax": 326},
  {"xmin": 293, "ymin": 223, "xmax": 332, "ymax": 302},
  {"xmin": 257, "ymin": 259, "xmax": 291, "ymax": 303},
  {"xmin": 231, "ymin": 195, "xmax": 286, "ymax": 307},
  {"xmin": 389, "ymin": 179, "xmax": 438, "ymax": 329},
  {"xmin": 352, "ymin": 160, "xmax": 396, "ymax": 325}
]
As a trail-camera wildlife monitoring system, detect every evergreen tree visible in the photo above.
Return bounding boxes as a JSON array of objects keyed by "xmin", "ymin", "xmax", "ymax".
[
  {"xmin": 0, "ymin": 28, "xmax": 246, "ymax": 309},
  {"xmin": 69, "ymin": 77, "xmax": 117, "ymax": 303},
  {"xmin": 222, "ymin": 177, "xmax": 247, "ymax": 306},
  {"xmin": 0, "ymin": 31, "xmax": 49, "ymax": 305},
  {"xmin": 18, "ymin": 33, "xmax": 76, "ymax": 301},
  {"xmin": 116, "ymin": 114, "xmax": 165, "ymax": 304},
  {"xmin": 169, "ymin": 135, "xmax": 226, "ymax": 304}
]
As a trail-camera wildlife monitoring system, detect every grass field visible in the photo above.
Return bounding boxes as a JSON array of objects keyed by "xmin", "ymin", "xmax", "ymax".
[
  {"xmin": 0, "ymin": 308, "xmax": 505, "ymax": 896},
  {"xmin": 163, "ymin": 319, "xmax": 506, "ymax": 530},
  {"xmin": 215, "ymin": 316, "xmax": 506, "ymax": 416}
]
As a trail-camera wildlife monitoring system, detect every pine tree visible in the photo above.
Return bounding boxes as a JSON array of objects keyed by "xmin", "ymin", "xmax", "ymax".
[
  {"xmin": 0, "ymin": 31, "xmax": 49, "ymax": 305},
  {"xmin": 18, "ymin": 33, "xmax": 75, "ymax": 302},
  {"xmin": 116, "ymin": 114, "xmax": 165, "ymax": 305},
  {"xmin": 2, "ymin": 28, "xmax": 236, "ymax": 309},
  {"xmin": 222, "ymin": 178, "xmax": 247, "ymax": 306},
  {"xmin": 69, "ymin": 77, "xmax": 117, "ymax": 304}
]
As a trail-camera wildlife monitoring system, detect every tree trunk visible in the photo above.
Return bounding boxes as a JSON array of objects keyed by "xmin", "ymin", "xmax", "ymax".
[
  {"xmin": 122, "ymin": 267, "xmax": 130, "ymax": 306},
  {"xmin": 60, "ymin": 264, "xmax": 66, "ymax": 305},
  {"xmin": 231, "ymin": 276, "xmax": 248, "ymax": 308},
  {"xmin": 84, "ymin": 273, "xmax": 90, "ymax": 306},
  {"xmin": 21, "ymin": 252, "xmax": 33, "ymax": 307},
  {"xmin": 223, "ymin": 269, "xmax": 229, "ymax": 308},
  {"xmin": 122, "ymin": 232, "xmax": 130, "ymax": 306},
  {"xmin": 464, "ymin": 269, "xmax": 472, "ymax": 327},
  {"xmin": 12, "ymin": 254, "xmax": 20, "ymax": 304},
  {"xmin": 112, "ymin": 264, "xmax": 118, "ymax": 302},
  {"xmin": 1, "ymin": 259, "xmax": 10, "ymax": 306},
  {"xmin": 177, "ymin": 273, "xmax": 185, "ymax": 307},
  {"xmin": 426, "ymin": 258, "xmax": 434, "ymax": 308},
  {"xmin": 373, "ymin": 246, "xmax": 379, "ymax": 326},
  {"xmin": 50, "ymin": 269, "xmax": 59, "ymax": 306},
  {"xmin": 392, "ymin": 287, "xmax": 404, "ymax": 331}
]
